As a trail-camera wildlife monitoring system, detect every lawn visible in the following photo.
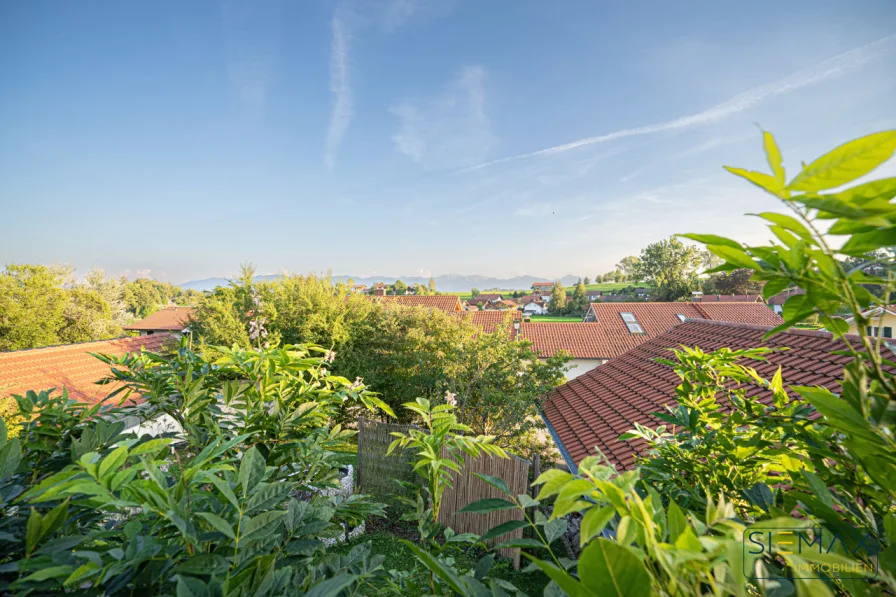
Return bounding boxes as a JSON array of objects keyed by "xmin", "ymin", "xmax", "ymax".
[
  {"xmin": 527, "ymin": 315, "xmax": 582, "ymax": 323},
  {"xmin": 443, "ymin": 282, "xmax": 643, "ymax": 300}
]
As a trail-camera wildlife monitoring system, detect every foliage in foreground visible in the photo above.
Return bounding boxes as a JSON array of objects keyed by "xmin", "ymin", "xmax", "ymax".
[
  {"xmin": 402, "ymin": 130, "xmax": 896, "ymax": 596},
  {"xmin": 0, "ymin": 343, "xmax": 391, "ymax": 595}
]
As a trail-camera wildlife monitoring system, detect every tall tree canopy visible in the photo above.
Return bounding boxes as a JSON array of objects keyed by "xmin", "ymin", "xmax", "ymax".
[
  {"xmin": 632, "ymin": 237, "xmax": 702, "ymax": 301},
  {"xmin": 548, "ymin": 282, "xmax": 568, "ymax": 315},
  {"xmin": 616, "ymin": 256, "xmax": 640, "ymax": 281}
]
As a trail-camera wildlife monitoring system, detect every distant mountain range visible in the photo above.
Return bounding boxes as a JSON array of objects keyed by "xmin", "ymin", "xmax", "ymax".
[{"xmin": 180, "ymin": 273, "xmax": 583, "ymax": 293}]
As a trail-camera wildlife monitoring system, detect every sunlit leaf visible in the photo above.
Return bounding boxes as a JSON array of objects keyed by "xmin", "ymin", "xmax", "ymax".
[{"xmin": 788, "ymin": 130, "xmax": 896, "ymax": 191}]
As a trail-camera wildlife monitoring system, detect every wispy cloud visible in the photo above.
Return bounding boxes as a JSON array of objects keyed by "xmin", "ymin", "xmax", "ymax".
[
  {"xmin": 324, "ymin": 6, "xmax": 353, "ymax": 170},
  {"xmin": 391, "ymin": 65, "xmax": 497, "ymax": 169},
  {"xmin": 465, "ymin": 34, "xmax": 896, "ymax": 171},
  {"xmin": 379, "ymin": 0, "xmax": 456, "ymax": 32},
  {"xmin": 381, "ymin": 0, "xmax": 419, "ymax": 31}
]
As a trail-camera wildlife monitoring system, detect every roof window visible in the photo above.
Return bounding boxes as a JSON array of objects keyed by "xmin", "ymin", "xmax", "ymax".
[{"xmin": 620, "ymin": 312, "xmax": 644, "ymax": 334}]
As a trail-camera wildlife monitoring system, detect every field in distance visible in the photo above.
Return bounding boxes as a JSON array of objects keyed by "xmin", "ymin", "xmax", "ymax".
[{"xmin": 444, "ymin": 282, "xmax": 639, "ymax": 300}]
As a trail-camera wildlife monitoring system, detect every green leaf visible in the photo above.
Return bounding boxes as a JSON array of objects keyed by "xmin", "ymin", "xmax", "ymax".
[
  {"xmin": 801, "ymin": 471, "xmax": 834, "ymax": 509},
  {"xmin": 523, "ymin": 555, "xmax": 592, "ymax": 597},
  {"xmin": 98, "ymin": 445, "xmax": 129, "ymax": 479},
  {"xmin": 480, "ymin": 519, "xmax": 529, "ymax": 542},
  {"xmin": 403, "ymin": 541, "xmax": 469, "ymax": 595},
  {"xmin": 725, "ymin": 166, "xmax": 783, "ymax": 196},
  {"xmin": 674, "ymin": 526, "xmax": 702, "ymax": 552},
  {"xmin": 580, "ymin": 505, "xmax": 615, "ymax": 547},
  {"xmin": 820, "ymin": 316, "xmax": 849, "ymax": 336},
  {"xmin": 492, "ymin": 538, "xmax": 548, "ymax": 550},
  {"xmin": 578, "ymin": 538, "xmax": 652, "ymax": 597},
  {"xmin": 238, "ymin": 446, "xmax": 265, "ymax": 496},
  {"xmin": 25, "ymin": 509, "xmax": 42, "ymax": 555},
  {"xmin": 666, "ymin": 501, "xmax": 687, "ymax": 542},
  {"xmin": 840, "ymin": 226, "xmax": 896, "ymax": 256},
  {"xmin": 794, "ymin": 386, "xmax": 871, "ymax": 435},
  {"xmin": 764, "ymin": 131, "xmax": 785, "ymax": 184},
  {"xmin": 457, "ymin": 498, "xmax": 516, "ymax": 514},
  {"xmin": 706, "ymin": 245, "xmax": 759, "ymax": 270},
  {"xmin": 754, "ymin": 212, "xmax": 812, "ymax": 239},
  {"xmin": 678, "ymin": 233, "xmax": 743, "ymax": 250},
  {"xmin": 244, "ymin": 482, "xmax": 292, "ymax": 516},
  {"xmin": 545, "ymin": 517, "xmax": 568, "ymax": 543},
  {"xmin": 129, "ymin": 438, "xmax": 172, "ymax": 457},
  {"xmin": 304, "ymin": 575, "xmax": 358, "ymax": 597},
  {"xmin": 21, "ymin": 565, "xmax": 75, "ymax": 582},
  {"xmin": 788, "ymin": 130, "xmax": 896, "ymax": 192},
  {"xmin": 196, "ymin": 512, "xmax": 236, "ymax": 540},
  {"xmin": 207, "ymin": 475, "xmax": 240, "ymax": 511},
  {"xmin": 837, "ymin": 176, "xmax": 896, "ymax": 203},
  {"xmin": 473, "ymin": 473, "xmax": 511, "ymax": 496}
]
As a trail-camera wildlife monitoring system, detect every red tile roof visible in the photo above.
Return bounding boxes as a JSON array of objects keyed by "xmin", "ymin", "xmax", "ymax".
[
  {"xmin": 0, "ymin": 335, "xmax": 173, "ymax": 405},
  {"xmin": 532, "ymin": 282, "xmax": 554, "ymax": 288},
  {"xmin": 458, "ymin": 311, "xmax": 522, "ymax": 334},
  {"xmin": 542, "ymin": 320, "xmax": 855, "ymax": 471},
  {"xmin": 698, "ymin": 294, "xmax": 761, "ymax": 302},
  {"xmin": 468, "ymin": 294, "xmax": 503, "ymax": 306},
  {"xmin": 580, "ymin": 302, "xmax": 783, "ymax": 358},
  {"xmin": 768, "ymin": 288, "xmax": 805, "ymax": 306},
  {"xmin": 520, "ymin": 323, "xmax": 614, "ymax": 359},
  {"xmin": 378, "ymin": 295, "xmax": 463, "ymax": 312},
  {"xmin": 693, "ymin": 302, "xmax": 784, "ymax": 326},
  {"xmin": 123, "ymin": 306, "xmax": 195, "ymax": 331}
]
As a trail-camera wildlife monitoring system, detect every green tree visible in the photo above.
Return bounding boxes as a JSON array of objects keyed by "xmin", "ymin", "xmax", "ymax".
[
  {"xmin": 427, "ymin": 277, "xmax": 436, "ymax": 293},
  {"xmin": 616, "ymin": 255, "xmax": 640, "ymax": 280},
  {"xmin": 704, "ymin": 268, "xmax": 758, "ymax": 295},
  {"xmin": 59, "ymin": 287, "xmax": 121, "ymax": 343},
  {"xmin": 0, "ymin": 264, "xmax": 68, "ymax": 351},
  {"xmin": 470, "ymin": 287, "xmax": 480, "ymax": 298},
  {"xmin": 391, "ymin": 279, "xmax": 407, "ymax": 295},
  {"xmin": 122, "ymin": 278, "xmax": 164, "ymax": 318},
  {"xmin": 633, "ymin": 237, "xmax": 701, "ymax": 301},
  {"xmin": 548, "ymin": 282, "xmax": 567, "ymax": 315},
  {"xmin": 84, "ymin": 267, "xmax": 130, "ymax": 328},
  {"xmin": 569, "ymin": 281, "xmax": 588, "ymax": 315},
  {"xmin": 583, "ymin": 276, "xmax": 591, "ymax": 285}
]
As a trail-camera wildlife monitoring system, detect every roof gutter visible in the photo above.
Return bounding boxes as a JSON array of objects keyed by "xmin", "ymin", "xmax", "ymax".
[{"xmin": 538, "ymin": 406, "xmax": 578, "ymax": 475}]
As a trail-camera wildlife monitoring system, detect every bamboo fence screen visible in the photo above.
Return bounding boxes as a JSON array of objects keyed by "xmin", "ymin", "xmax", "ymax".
[{"xmin": 357, "ymin": 417, "xmax": 530, "ymax": 568}]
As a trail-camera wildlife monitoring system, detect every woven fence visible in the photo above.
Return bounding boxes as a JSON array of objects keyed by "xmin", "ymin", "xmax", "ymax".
[
  {"xmin": 356, "ymin": 417, "xmax": 421, "ymax": 497},
  {"xmin": 357, "ymin": 417, "xmax": 530, "ymax": 568}
]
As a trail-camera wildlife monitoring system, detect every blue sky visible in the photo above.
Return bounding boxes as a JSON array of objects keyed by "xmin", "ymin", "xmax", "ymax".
[{"xmin": 1, "ymin": 1, "xmax": 895, "ymax": 283}]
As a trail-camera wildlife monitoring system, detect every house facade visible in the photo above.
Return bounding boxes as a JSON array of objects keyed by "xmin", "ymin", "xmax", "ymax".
[{"xmin": 846, "ymin": 306, "xmax": 896, "ymax": 338}]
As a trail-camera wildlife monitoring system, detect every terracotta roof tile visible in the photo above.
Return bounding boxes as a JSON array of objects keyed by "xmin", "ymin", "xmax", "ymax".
[
  {"xmin": 457, "ymin": 310, "xmax": 521, "ymax": 334},
  {"xmin": 691, "ymin": 302, "xmax": 783, "ymax": 326},
  {"xmin": 768, "ymin": 288, "xmax": 806, "ymax": 306},
  {"xmin": 578, "ymin": 302, "xmax": 784, "ymax": 358},
  {"xmin": 0, "ymin": 335, "xmax": 173, "ymax": 405},
  {"xmin": 123, "ymin": 306, "xmax": 195, "ymax": 331},
  {"xmin": 542, "ymin": 320, "xmax": 856, "ymax": 472},
  {"xmin": 521, "ymin": 323, "xmax": 623, "ymax": 359},
  {"xmin": 377, "ymin": 295, "xmax": 462, "ymax": 312},
  {"xmin": 698, "ymin": 294, "xmax": 762, "ymax": 302}
]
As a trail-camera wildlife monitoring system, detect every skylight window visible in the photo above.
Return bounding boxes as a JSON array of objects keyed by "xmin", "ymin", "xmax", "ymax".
[
  {"xmin": 619, "ymin": 312, "xmax": 644, "ymax": 334},
  {"xmin": 676, "ymin": 313, "xmax": 687, "ymax": 322}
]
